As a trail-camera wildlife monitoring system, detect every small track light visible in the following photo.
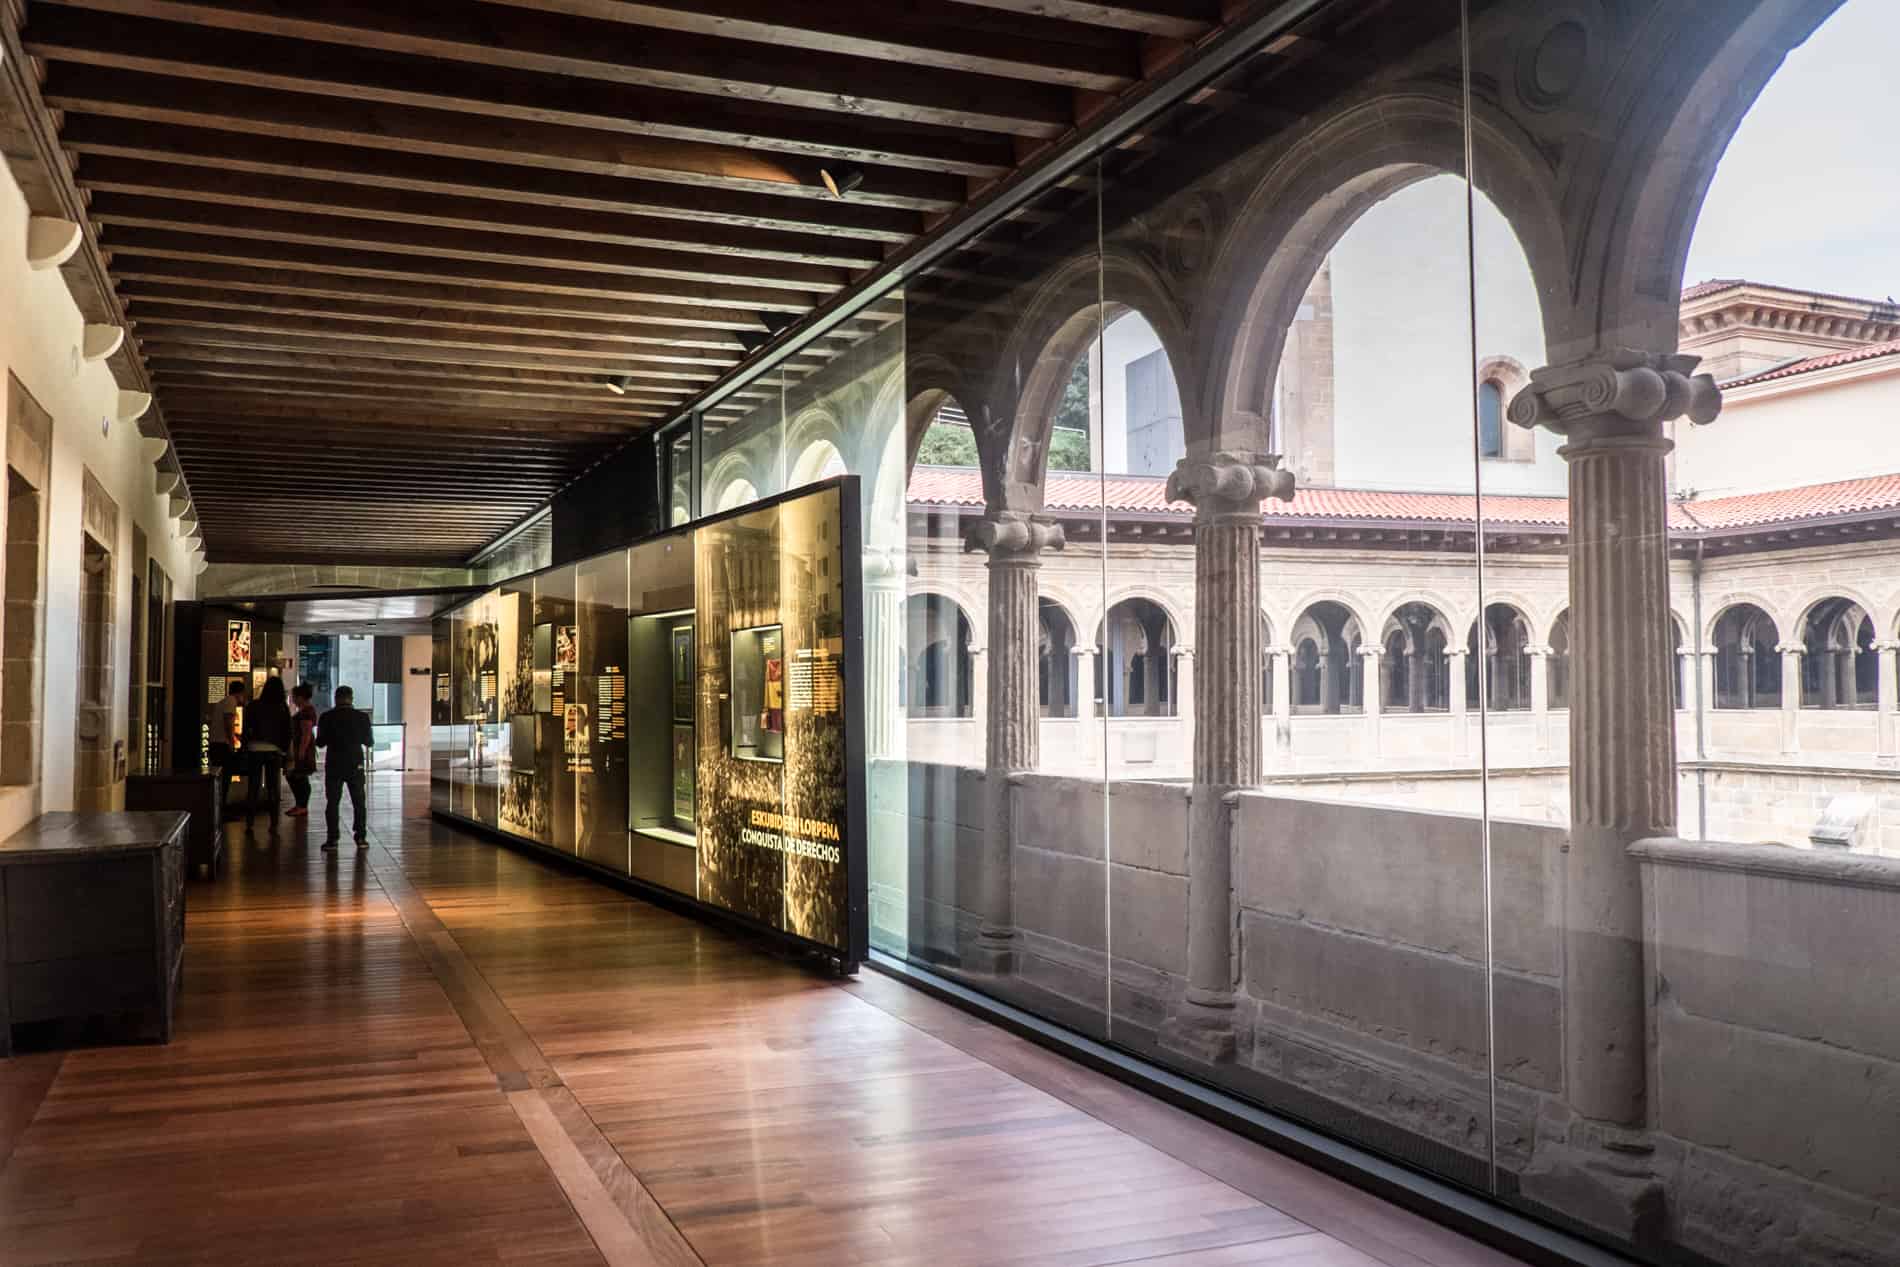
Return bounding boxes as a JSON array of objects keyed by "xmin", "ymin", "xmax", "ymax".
[
  {"xmin": 604, "ymin": 373, "xmax": 631, "ymax": 395},
  {"xmin": 820, "ymin": 166, "xmax": 864, "ymax": 198}
]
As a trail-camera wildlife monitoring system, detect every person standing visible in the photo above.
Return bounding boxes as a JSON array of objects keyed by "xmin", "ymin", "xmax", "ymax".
[
  {"xmin": 317, "ymin": 684, "xmax": 374, "ymax": 850},
  {"xmin": 240, "ymin": 677, "xmax": 290, "ymax": 830},
  {"xmin": 285, "ymin": 682, "xmax": 319, "ymax": 819},
  {"xmin": 209, "ymin": 678, "xmax": 247, "ymax": 772}
]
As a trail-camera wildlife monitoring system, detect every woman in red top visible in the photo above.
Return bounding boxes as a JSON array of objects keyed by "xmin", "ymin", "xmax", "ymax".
[{"xmin": 286, "ymin": 683, "xmax": 319, "ymax": 819}]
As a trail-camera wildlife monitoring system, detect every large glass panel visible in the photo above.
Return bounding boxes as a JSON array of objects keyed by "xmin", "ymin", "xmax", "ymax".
[
  {"xmin": 901, "ymin": 167, "xmax": 1112, "ymax": 1038},
  {"xmin": 574, "ymin": 549, "xmax": 631, "ymax": 873},
  {"xmin": 627, "ymin": 531, "xmax": 697, "ymax": 894},
  {"xmin": 534, "ymin": 565, "xmax": 578, "ymax": 851}
]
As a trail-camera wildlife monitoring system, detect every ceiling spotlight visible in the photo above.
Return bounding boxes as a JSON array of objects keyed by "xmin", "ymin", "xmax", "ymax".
[
  {"xmin": 604, "ymin": 373, "xmax": 632, "ymax": 395},
  {"xmin": 820, "ymin": 166, "xmax": 865, "ymax": 199}
]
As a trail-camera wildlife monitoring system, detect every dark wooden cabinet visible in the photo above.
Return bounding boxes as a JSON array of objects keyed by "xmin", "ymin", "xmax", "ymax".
[
  {"xmin": 0, "ymin": 812, "xmax": 188, "ymax": 1056},
  {"xmin": 126, "ymin": 769, "xmax": 224, "ymax": 875}
]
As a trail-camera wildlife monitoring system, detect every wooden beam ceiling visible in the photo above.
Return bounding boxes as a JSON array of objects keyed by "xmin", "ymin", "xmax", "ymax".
[{"xmin": 14, "ymin": 0, "xmax": 1250, "ymax": 565}]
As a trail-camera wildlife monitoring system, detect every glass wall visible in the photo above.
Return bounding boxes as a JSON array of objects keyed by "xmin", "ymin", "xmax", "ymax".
[{"xmin": 640, "ymin": 2, "xmax": 1900, "ymax": 1264}]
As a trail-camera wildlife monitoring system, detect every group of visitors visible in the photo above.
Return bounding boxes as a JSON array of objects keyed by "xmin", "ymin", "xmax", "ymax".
[{"xmin": 210, "ymin": 678, "xmax": 374, "ymax": 850}]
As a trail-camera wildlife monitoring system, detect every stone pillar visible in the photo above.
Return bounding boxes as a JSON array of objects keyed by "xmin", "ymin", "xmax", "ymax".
[
  {"xmin": 1528, "ymin": 644, "xmax": 1553, "ymax": 750},
  {"xmin": 962, "ymin": 511, "xmax": 1063, "ymax": 974},
  {"xmin": 1358, "ymin": 645, "xmax": 1381, "ymax": 756},
  {"xmin": 1161, "ymin": 452, "xmax": 1295, "ymax": 1062},
  {"xmin": 1269, "ymin": 645, "xmax": 1293, "ymax": 758},
  {"xmin": 861, "ymin": 547, "xmax": 905, "ymax": 761},
  {"xmin": 1071, "ymin": 644, "xmax": 1096, "ymax": 722},
  {"xmin": 1508, "ymin": 349, "xmax": 1719, "ymax": 1132},
  {"xmin": 1447, "ymin": 648, "xmax": 1469, "ymax": 757},
  {"xmin": 1876, "ymin": 641, "xmax": 1899, "ymax": 756},
  {"xmin": 1778, "ymin": 642, "xmax": 1804, "ymax": 755}
]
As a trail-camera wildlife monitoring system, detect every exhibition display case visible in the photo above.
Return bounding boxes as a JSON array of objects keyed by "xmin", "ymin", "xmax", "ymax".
[{"xmin": 433, "ymin": 477, "xmax": 866, "ymax": 968}]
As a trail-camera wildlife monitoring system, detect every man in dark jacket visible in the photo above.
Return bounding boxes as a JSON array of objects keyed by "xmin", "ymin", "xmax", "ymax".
[{"xmin": 317, "ymin": 684, "xmax": 374, "ymax": 850}]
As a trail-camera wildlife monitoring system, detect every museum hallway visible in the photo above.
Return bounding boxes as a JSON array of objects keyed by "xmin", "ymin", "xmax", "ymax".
[{"xmin": 0, "ymin": 774, "xmax": 1521, "ymax": 1267}]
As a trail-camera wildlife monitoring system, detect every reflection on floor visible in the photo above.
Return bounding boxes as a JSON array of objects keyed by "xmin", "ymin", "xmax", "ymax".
[{"xmin": 0, "ymin": 774, "xmax": 1525, "ymax": 1267}]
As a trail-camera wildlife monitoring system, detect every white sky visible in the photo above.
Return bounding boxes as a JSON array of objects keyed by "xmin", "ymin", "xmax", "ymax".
[{"xmin": 1684, "ymin": 0, "xmax": 1900, "ymax": 300}]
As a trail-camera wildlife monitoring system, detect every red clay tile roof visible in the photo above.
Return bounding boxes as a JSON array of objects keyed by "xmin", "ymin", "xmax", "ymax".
[
  {"xmin": 1681, "ymin": 278, "xmax": 1744, "ymax": 301},
  {"xmin": 1722, "ymin": 336, "xmax": 1900, "ymax": 389},
  {"xmin": 906, "ymin": 466, "xmax": 1900, "ymax": 537}
]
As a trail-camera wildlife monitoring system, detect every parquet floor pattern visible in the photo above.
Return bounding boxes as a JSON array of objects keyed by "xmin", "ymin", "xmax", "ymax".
[{"xmin": 0, "ymin": 776, "xmax": 1525, "ymax": 1267}]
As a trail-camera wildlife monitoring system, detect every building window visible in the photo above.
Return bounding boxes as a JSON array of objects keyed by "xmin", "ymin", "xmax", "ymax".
[
  {"xmin": 1478, "ymin": 379, "xmax": 1505, "ymax": 459},
  {"xmin": 1099, "ymin": 598, "xmax": 1176, "ymax": 718},
  {"xmin": 1798, "ymin": 597, "xmax": 1876, "ymax": 709},
  {"xmin": 2, "ymin": 374, "xmax": 51, "ymax": 790},
  {"xmin": 1290, "ymin": 601, "xmax": 1364, "ymax": 715},
  {"xmin": 1711, "ymin": 603, "xmax": 1781, "ymax": 709},
  {"xmin": 1381, "ymin": 602, "xmax": 1451, "ymax": 713},
  {"xmin": 1038, "ymin": 598, "xmax": 1078, "ymax": 719},
  {"xmin": 904, "ymin": 593, "xmax": 973, "ymax": 718},
  {"xmin": 1467, "ymin": 604, "xmax": 1533, "ymax": 711}
]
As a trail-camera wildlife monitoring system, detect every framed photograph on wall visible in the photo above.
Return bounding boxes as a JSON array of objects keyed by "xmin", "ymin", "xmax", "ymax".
[
  {"xmin": 728, "ymin": 624, "xmax": 784, "ymax": 763},
  {"xmin": 670, "ymin": 624, "xmax": 694, "ymax": 722}
]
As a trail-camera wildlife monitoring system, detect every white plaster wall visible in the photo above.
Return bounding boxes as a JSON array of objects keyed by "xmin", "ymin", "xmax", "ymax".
[
  {"xmin": 402, "ymin": 633, "xmax": 433, "ymax": 774},
  {"xmin": 0, "ymin": 159, "xmax": 198, "ymax": 839},
  {"xmin": 1672, "ymin": 365, "xmax": 1900, "ymax": 498},
  {"xmin": 1330, "ymin": 176, "xmax": 1562, "ymax": 495}
]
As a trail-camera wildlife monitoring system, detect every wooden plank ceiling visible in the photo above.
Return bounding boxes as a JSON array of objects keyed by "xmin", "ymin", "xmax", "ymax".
[{"xmin": 16, "ymin": 0, "xmax": 1239, "ymax": 566}]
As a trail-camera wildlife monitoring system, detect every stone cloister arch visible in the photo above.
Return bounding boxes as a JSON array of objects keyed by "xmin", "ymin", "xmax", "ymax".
[
  {"xmin": 889, "ymin": 6, "xmax": 1855, "ymax": 1217},
  {"xmin": 1382, "ymin": 601, "xmax": 1455, "ymax": 714}
]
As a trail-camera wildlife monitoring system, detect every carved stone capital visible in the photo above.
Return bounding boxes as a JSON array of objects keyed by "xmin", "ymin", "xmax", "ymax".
[
  {"xmin": 1776, "ymin": 642, "xmax": 1805, "ymax": 657},
  {"xmin": 1357, "ymin": 645, "xmax": 1382, "ymax": 659},
  {"xmin": 1873, "ymin": 640, "xmax": 1900, "ymax": 654},
  {"xmin": 861, "ymin": 545, "xmax": 906, "ymax": 584},
  {"xmin": 963, "ymin": 510, "xmax": 1065, "ymax": 560},
  {"xmin": 1507, "ymin": 348, "xmax": 1720, "ymax": 444},
  {"xmin": 1165, "ymin": 450, "xmax": 1296, "ymax": 518}
]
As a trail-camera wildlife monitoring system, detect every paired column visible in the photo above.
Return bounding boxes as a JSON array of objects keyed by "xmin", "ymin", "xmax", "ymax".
[
  {"xmin": 1876, "ymin": 640, "xmax": 1899, "ymax": 756},
  {"xmin": 1777, "ymin": 642, "xmax": 1804, "ymax": 754},
  {"xmin": 963, "ymin": 510, "xmax": 1064, "ymax": 974},
  {"xmin": 1447, "ymin": 648, "xmax": 1469, "ymax": 757},
  {"xmin": 1359, "ymin": 645, "xmax": 1382, "ymax": 754},
  {"xmin": 1509, "ymin": 348, "xmax": 1720, "ymax": 1128},
  {"xmin": 1269, "ymin": 644, "xmax": 1294, "ymax": 758},
  {"xmin": 1529, "ymin": 644, "xmax": 1553, "ymax": 750},
  {"xmin": 860, "ymin": 547, "xmax": 906, "ymax": 761},
  {"xmin": 1162, "ymin": 452, "xmax": 1295, "ymax": 1061}
]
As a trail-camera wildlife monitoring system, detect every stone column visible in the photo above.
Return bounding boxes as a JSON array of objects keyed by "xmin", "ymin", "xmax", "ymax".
[
  {"xmin": 1875, "ymin": 641, "xmax": 1898, "ymax": 756},
  {"xmin": 1777, "ymin": 642, "xmax": 1804, "ymax": 754},
  {"xmin": 962, "ymin": 511, "xmax": 1064, "ymax": 974},
  {"xmin": 1509, "ymin": 349, "xmax": 1719, "ymax": 1131},
  {"xmin": 1697, "ymin": 648, "xmax": 1716, "ymax": 718},
  {"xmin": 1071, "ymin": 644, "xmax": 1096, "ymax": 722},
  {"xmin": 1269, "ymin": 645, "xmax": 1293, "ymax": 759},
  {"xmin": 1528, "ymin": 644, "xmax": 1553, "ymax": 750},
  {"xmin": 1358, "ymin": 645, "xmax": 1381, "ymax": 756},
  {"xmin": 1159, "ymin": 452, "xmax": 1294, "ymax": 1063},
  {"xmin": 1447, "ymin": 647, "xmax": 1469, "ymax": 757},
  {"xmin": 861, "ymin": 547, "xmax": 905, "ymax": 761}
]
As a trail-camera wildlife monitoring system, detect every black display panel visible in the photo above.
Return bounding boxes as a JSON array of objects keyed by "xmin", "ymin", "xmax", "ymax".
[{"xmin": 434, "ymin": 478, "xmax": 865, "ymax": 968}]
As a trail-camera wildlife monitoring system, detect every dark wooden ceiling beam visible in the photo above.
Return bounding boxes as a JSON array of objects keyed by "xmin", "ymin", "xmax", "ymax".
[
  {"xmin": 166, "ymin": 409, "xmax": 633, "ymax": 440},
  {"xmin": 25, "ymin": 9, "xmax": 1017, "ymax": 177},
  {"xmin": 91, "ymin": 194, "xmax": 849, "ymax": 292},
  {"xmin": 59, "ymin": 117, "xmax": 922, "ymax": 243},
  {"xmin": 113, "ymin": 259, "xmax": 780, "ymax": 332},
  {"xmin": 102, "ymin": 229, "xmax": 823, "ymax": 313},
  {"xmin": 78, "ymin": 158, "xmax": 884, "ymax": 270},
  {"xmin": 126, "ymin": 303, "xmax": 744, "ymax": 366},
  {"xmin": 946, "ymin": 0, "xmax": 1219, "ymax": 40},
  {"xmin": 132, "ymin": 322, "xmax": 725, "ymax": 381},
  {"xmin": 147, "ymin": 358, "xmax": 694, "ymax": 405},
  {"xmin": 480, "ymin": 0, "xmax": 1137, "ymax": 91},
  {"xmin": 159, "ymin": 386, "xmax": 659, "ymax": 427},
  {"xmin": 151, "ymin": 374, "xmax": 674, "ymax": 419},
  {"xmin": 35, "ymin": 0, "xmax": 1079, "ymax": 136},
  {"xmin": 123, "ymin": 288, "xmax": 753, "ymax": 359}
]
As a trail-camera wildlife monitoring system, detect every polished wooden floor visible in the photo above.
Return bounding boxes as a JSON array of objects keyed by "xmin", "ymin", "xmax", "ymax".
[{"xmin": 0, "ymin": 776, "xmax": 1528, "ymax": 1267}]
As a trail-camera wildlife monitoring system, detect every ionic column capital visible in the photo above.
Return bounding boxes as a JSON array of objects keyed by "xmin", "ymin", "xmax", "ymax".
[
  {"xmin": 1267, "ymin": 644, "xmax": 1295, "ymax": 659},
  {"xmin": 1165, "ymin": 450, "xmax": 1295, "ymax": 520},
  {"xmin": 1171, "ymin": 645, "xmax": 1195, "ymax": 660},
  {"xmin": 1445, "ymin": 647, "xmax": 1469, "ymax": 660},
  {"xmin": 963, "ymin": 509, "xmax": 1065, "ymax": 560},
  {"xmin": 1357, "ymin": 645, "xmax": 1382, "ymax": 659},
  {"xmin": 1775, "ymin": 642, "xmax": 1805, "ymax": 657},
  {"xmin": 1508, "ymin": 347, "xmax": 1721, "ymax": 447},
  {"xmin": 1526, "ymin": 644, "xmax": 1554, "ymax": 658},
  {"xmin": 861, "ymin": 545, "xmax": 906, "ymax": 584},
  {"xmin": 1872, "ymin": 640, "xmax": 1900, "ymax": 654}
]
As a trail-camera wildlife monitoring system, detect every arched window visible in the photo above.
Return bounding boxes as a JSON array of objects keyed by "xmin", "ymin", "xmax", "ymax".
[
  {"xmin": 1548, "ymin": 610, "xmax": 1571, "ymax": 710},
  {"xmin": 713, "ymin": 477, "xmax": 758, "ymax": 513},
  {"xmin": 1038, "ymin": 598, "xmax": 1078, "ymax": 719},
  {"xmin": 1711, "ymin": 604, "xmax": 1781, "ymax": 710},
  {"xmin": 788, "ymin": 438, "xmax": 848, "ymax": 488},
  {"xmin": 1671, "ymin": 620, "xmax": 1685, "ymax": 711},
  {"xmin": 1477, "ymin": 379, "xmax": 1505, "ymax": 459},
  {"xmin": 1290, "ymin": 601, "xmax": 1364, "ymax": 715},
  {"xmin": 1466, "ymin": 604, "xmax": 1533, "ymax": 711},
  {"xmin": 1098, "ymin": 599, "xmax": 1176, "ymax": 718},
  {"xmin": 1799, "ymin": 598, "xmax": 1877, "ymax": 710},
  {"xmin": 1380, "ymin": 602, "xmax": 1451, "ymax": 713},
  {"xmin": 904, "ymin": 594, "xmax": 973, "ymax": 718}
]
